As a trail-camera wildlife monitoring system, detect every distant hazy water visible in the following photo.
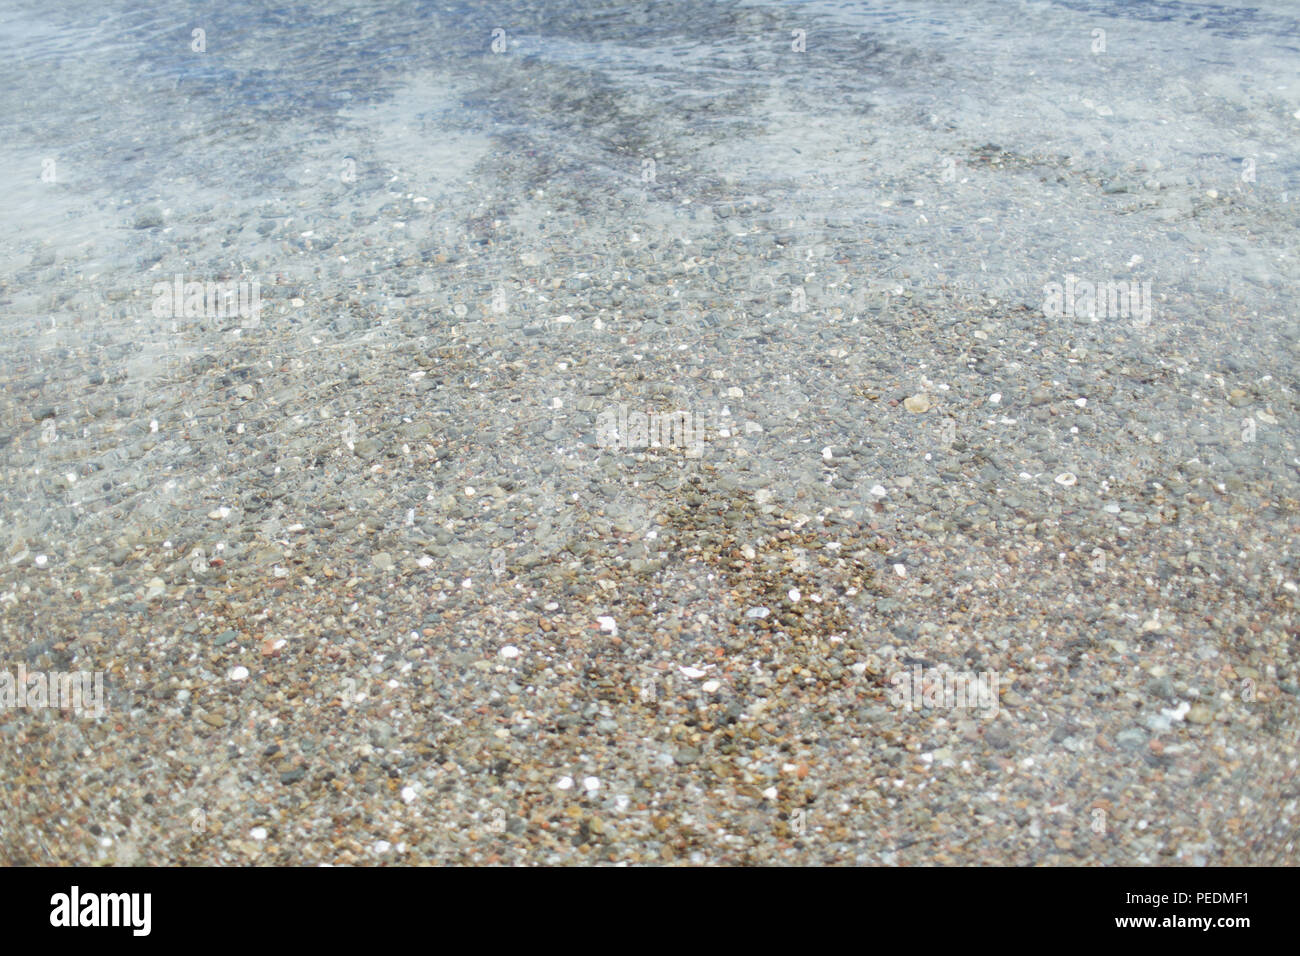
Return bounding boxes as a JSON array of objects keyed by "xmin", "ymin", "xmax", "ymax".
[{"xmin": 0, "ymin": 0, "xmax": 1296, "ymax": 352}]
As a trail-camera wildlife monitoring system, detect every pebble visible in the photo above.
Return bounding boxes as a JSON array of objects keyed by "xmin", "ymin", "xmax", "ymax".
[
  {"xmin": 131, "ymin": 206, "xmax": 164, "ymax": 229},
  {"xmin": 6, "ymin": 15, "xmax": 1292, "ymax": 870},
  {"xmin": 984, "ymin": 727, "xmax": 1012, "ymax": 750},
  {"xmin": 1116, "ymin": 728, "xmax": 1148, "ymax": 750}
]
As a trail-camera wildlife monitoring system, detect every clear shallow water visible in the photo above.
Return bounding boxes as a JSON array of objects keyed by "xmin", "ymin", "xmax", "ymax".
[
  {"xmin": 0, "ymin": 0, "xmax": 1297, "ymax": 869},
  {"xmin": 1, "ymin": 0, "xmax": 1297, "ymax": 456},
  {"xmin": 2, "ymin": 0, "xmax": 1295, "ymax": 282},
  {"xmin": 1, "ymin": 5, "xmax": 1294, "ymax": 178}
]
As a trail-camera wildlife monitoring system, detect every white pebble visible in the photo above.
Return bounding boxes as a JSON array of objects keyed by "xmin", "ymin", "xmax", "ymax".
[
  {"xmin": 34, "ymin": 554, "xmax": 48, "ymax": 568},
  {"xmin": 556, "ymin": 776, "xmax": 573, "ymax": 790},
  {"xmin": 989, "ymin": 392, "xmax": 1002, "ymax": 404},
  {"xmin": 1074, "ymin": 398, "xmax": 1087, "ymax": 407},
  {"xmin": 596, "ymin": 616, "xmax": 617, "ymax": 635},
  {"xmin": 893, "ymin": 564, "xmax": 907, "ymax": 577},
  {"xmin": 582, "ymin": 776, "xmax": 600, "ymax": 793},
  {"xmin": 1054, "ymin": 472, "xmax": 1078, "ymax": 487},
  {"xmin": 788, "ymin": 588, "xmax": 801, "ymax": 602},
  {"xmin": 679, "ymin": 666, "xmax": 707, "ymax": 679},
  {"xmin": 869, "ymin": 484, "xmax": 887, "ymax": 497},
  {"xmin": 1162, "ymin": 701, "xmax": 1190, "ymax": 723},
  {"xmin": 499, "ymin": 645, "xmax": 520, "ymax": 659},
  {"xmin": 373, "ymin": 840, "xmax": 391, "ymax": 854},
  {"xmin": 227, "ymin": 666, "xmax": 250, "ymax": 681},
  {"xmin": 250, "ymin": 827, "xmax": 268, "ymax": 841},
  {"xmin": 701, "ymin": 680, "xmax": 721, "ymax": 693},
  {"xmin": 401, "ymin": 786, "xmax": 417, "ymax": 804}
]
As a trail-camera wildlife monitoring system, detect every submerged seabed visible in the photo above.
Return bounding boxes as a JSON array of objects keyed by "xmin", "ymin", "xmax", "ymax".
[{"xmin": 0, "ymin": 0, "xmax": 1297, "ymax": 864}]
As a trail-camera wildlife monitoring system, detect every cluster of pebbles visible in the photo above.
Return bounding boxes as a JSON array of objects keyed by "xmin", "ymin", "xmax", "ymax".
[{"xmin": 1, "ymin": 0, "xmax": 1297, "ymax": 864}]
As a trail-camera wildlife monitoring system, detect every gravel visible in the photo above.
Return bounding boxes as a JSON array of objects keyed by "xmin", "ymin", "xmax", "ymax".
[{"xmin": 1, "ymin": 0, "xmax": 1297, "ymax": 866}]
